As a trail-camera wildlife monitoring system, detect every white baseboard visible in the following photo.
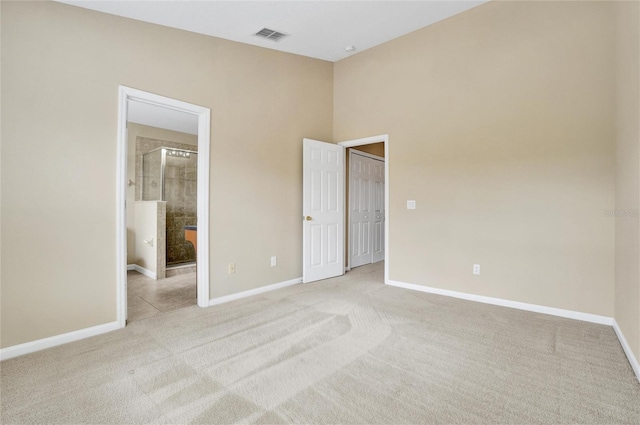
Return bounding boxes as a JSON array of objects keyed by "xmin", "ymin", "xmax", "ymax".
[
  {"xmin": 1, "ymin": 277, "xmax": 300, "ymax": 361},
  {"xmin": 612, "ymin": 319, "xmax": 640, "ymax": 383},
  {"xmin": 129, "ymin": 264, "xmax": 156, "ymax": 279},
  {"xmin": 209, "ymin": 277, "xmax": 302, "ymax": 306},
  {"xmin": 386, "ymin": 280, "xmax": 640, "ymax": 384},
  {"xmin": 3, "ymin": 276, "xmax": 636, "ymax": 386},
  {"xmin": 0, "ymin": 321, "xmax": 121, "ymax": 361},
  {"xmin": 386, "ymin": 280, "xmax": 614, "ymax": 325}
]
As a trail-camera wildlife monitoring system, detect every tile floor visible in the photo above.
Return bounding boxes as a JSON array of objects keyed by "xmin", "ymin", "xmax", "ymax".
[{"xmin": 127, "ymin": 270, "xmax": 196, "ymax": 322}]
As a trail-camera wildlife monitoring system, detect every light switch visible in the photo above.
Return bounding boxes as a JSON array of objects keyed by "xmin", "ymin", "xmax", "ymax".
[{"xmin": 407, "ymin": 200, "xmax": 416, "ymax": 210}]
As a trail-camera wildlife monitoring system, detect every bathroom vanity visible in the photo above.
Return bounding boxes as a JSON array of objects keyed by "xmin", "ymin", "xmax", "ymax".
[{"xmin": 184, "ymin": 225, "xmax": 197, "ymax": 255}]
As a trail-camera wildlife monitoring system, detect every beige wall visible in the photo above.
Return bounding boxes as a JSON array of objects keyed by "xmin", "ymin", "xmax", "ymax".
[
  {"xmin": 126, "ymin": 123, "xmax": 197, "ymax": 264},
  {"xmin": 334, "ymin": 1, "xmax": 616, "ymax": 316},
  {"xmin": 1, "ymin": 0, "xmax": 636, "ymax": 354},
  {"xmin": 614, "ymin": 1, "xmax": 640, "ymax": 361},
  {"xmin": 0, "ymin": 1, "xmax": 332, "ymax": 348},
  {"xmin": 351, "ymin": 142, "xmax": 385, "ymax": 158}
]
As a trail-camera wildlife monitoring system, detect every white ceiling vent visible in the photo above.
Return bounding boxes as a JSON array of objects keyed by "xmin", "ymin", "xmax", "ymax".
[{"xmin": 253, "ymin": 27, "xmax": 289, "ymax": 42}]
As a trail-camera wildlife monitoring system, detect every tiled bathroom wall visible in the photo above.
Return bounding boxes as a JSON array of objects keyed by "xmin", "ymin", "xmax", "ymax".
[
  {"xmin": 164, "ymin": 153, "xmax": 198, "ymax": 266},
  {"xmin": 136, "ymin": 137, "xmax": 197, "ymax": 267}
]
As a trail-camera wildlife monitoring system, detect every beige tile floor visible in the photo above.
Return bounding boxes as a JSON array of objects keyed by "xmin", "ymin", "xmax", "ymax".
[{"xmin": 127, "ymin": 270, "xmax": 196, "ymax": 322}]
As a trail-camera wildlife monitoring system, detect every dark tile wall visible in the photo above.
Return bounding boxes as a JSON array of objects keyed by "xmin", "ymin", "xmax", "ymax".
[
  {"xmin": 164, "ymin": 154, "xmax": 197, "ymax": 266},
  {"xmin": 136, "ymin": 137, "xmax": 198, "ymax": 266}
]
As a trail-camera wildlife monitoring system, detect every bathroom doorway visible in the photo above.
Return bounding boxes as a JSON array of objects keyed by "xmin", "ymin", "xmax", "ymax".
[
  {"xmin": 128, "ymin": 142, "xmax": 199, "ymax": 320},
  {"xmin": 116, "ymin": 86, "xmax": 210, "ymax": 327}
]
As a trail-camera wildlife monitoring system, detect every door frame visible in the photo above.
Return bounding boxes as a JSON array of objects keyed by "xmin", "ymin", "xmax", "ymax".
[
  {"xmin": 116, "ymin": 86, "xmax": 211, "ymax": 328},
  {"xmin": 338, "ymin": 135, "xmax": 389, "ymax": 284},
  {"xmin": 347, "ymin": 148, "xmax": 385, "ymax": 271}
]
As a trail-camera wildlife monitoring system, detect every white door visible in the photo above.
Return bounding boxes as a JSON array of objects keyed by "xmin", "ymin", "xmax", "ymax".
[
  {"xmin": 303, "ymin": 139, "xmax": 345, "ymax": 283},
  {"xmin": 371, "ymin": 159, "xmax": 385, "ymax": 263},
  {"xmin": 350, "ymin": 153, "xmax": 373, "ymax": 268},
  {"xmin": 349, "ymin": 151, "xmax": 385, "ymax": 268}
]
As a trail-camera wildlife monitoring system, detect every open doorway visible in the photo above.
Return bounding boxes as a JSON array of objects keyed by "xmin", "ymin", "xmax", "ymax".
[
  {"xmin": 345, "ymin": 145, "xmax": 385, "ymax": 271},
  {"xmin": 301, "ymin": 135, "xmax": 388, "ymax": 285},
  {"xmin": 338, "ymin": 136, "xmax": 387, "ymax": 284},
  {"xmin": 116, "ymin": 87, "xmax": 210, "ymax": 327},
  {"xmin": 125, "ymin": 103, "xmax": 199, "ymax": 321}
]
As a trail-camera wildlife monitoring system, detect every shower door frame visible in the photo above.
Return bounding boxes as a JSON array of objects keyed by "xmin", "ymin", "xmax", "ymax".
[
  {"xmin": 143, "ymin": 147, "xmax": 200, "ymax": 267},
  {"xmin": 116, "ymin": 86, "xmax": 211, "ymax": 327},
  {"xmin": 143, "ymin": 147, "xmax": 199, "ymax": 202}
]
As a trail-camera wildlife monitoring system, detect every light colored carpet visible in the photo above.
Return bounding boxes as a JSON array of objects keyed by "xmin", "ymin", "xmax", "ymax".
[{"xmin": 2, "ymin": 262, "xmax": 639, "ymax": 424}]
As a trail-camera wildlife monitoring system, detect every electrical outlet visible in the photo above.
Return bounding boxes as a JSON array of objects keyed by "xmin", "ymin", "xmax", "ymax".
[
  {"xmin": 473, "ymin": 264, "xmax": 480, "ymax": 275},
  {"xmin": 228, "ymin": 263, "xmax": 236, "ymax": 274},
  {"xmin": 407, "ymin": 200, "xmax": 416, "ymax": 210},
  {"xmin": 271, "ymin": 256, "xmax": 277, "ymax": 267}
]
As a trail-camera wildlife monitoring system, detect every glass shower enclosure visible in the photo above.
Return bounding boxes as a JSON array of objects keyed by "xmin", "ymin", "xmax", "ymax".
[{"xmin": 142, "ymin": 147, "xmax": 198, "ymax": 267}]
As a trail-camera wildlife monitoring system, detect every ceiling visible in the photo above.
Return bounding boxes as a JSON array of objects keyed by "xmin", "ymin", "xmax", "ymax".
[
  {"xmin": 128, "ymin": 100, "xmax": 199, "ymax": 135},
  {"xmin": 58, "ymin": 0, "xmax": 486, "ymax": 62}
]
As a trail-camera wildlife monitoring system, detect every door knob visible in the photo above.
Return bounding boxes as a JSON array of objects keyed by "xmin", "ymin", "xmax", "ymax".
[{"xmin": 304, "ymin": 216, "xmax": 313, "ymax": 221}]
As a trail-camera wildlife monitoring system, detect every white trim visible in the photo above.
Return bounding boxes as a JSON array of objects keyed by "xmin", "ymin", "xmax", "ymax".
[
  {"xmin": 0, "ymin": 321, "xmax": 120, "ymax": 361},
  {"xmin": 132, "ymin": 264, "xmax": 157, "ymax": 280},
  {"xmin": 209, "ymin": 278, "xmax": 302, "ymax": 306},
  {"xmin": 386, "ymin": 280, "xmax": 614, "ymax": 325},
  {"xmin": 340, "ymin": 134, "xmax": 387, "ymax": 148},
  {"xmin": 338, "ymin": 134, "xmax": 389, "ymax": 284},
  {"xmin": 116, "ymin": 87, "xmax": 129, "ymax": 328},
  {"xmin": 384, "ymin": 138, "xmax": 389, "ymax": 284},
  {"xmin": 613, "ymin": 319, "xmax": 640, "ymax": 383},
  {"xmin": 196, "ymin": 104, "xmax": 211, "ymax": 309},
  {"xmin": 127, "ymin": 263, "xmax": 155, "ymax": 278},
  {"xmin": 117, "ymin": 86, "xmax": 211, "ymax": 328},
  {"xmin": 386, "ymin": 280, "xmax": 640, "ymax": 384}
]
